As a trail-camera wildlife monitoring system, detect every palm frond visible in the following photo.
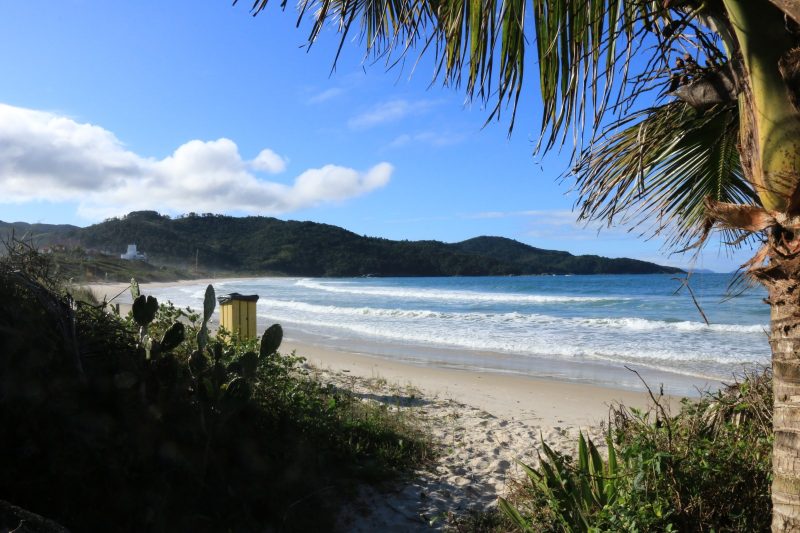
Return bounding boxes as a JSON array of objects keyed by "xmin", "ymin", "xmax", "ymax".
[
  {"xmin": 238, "ymin": 0, "xmax": 734, "ymax": 146},
  {"xmin": 572, "ymin": 101, "xmax": 756, "ymax": 248},
  {"xmin": 238, "ymin": 0, "xmax": 749, "ymax": 253}
]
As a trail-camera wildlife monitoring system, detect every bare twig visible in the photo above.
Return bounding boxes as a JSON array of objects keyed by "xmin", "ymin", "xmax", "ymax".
[
  {"xmin": 624, "ymin": 365, "xmax": 673, "ymax": 449},
  {"xmin": 673, "ymin": 274, "xmax": 710, "ymax": 325}
]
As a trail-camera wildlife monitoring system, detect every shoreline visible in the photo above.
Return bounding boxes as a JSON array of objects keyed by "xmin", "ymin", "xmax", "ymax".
[
  {"xmin": 282, "ymin": 338, "xmax": 673, "ymax": 427},
  {"xmin": 87, "ymin": 277, "xmax": 725, "ymax": 398},
  {"xmin": 87, "ymin": 278, "xmax": 687, "ymax": 528},
  {"xmin": 87, "ymin": 278, "xmax": 683, "ymax": 426}
]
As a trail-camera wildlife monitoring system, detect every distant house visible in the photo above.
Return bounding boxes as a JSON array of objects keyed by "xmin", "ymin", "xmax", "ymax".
[{"xmin": 120, "ymin": 244, "xmax": 147, "ymax": 261}]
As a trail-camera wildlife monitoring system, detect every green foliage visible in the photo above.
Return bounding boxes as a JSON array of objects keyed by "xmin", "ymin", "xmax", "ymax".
[
  {"xmin": 27, "ymin": 245, "xmax": 193, "ymax": 283},
  {"xmin": 2, "ymin": 213, "xmax": 682, "ymax": 276},
  {"xmin": 127, "ymin": 283, "xmax": 186, "ymax": 365},
  {"xmin": 65, "ymin": 284, "xmax": 99, "ymax": 305},
  {"xmin": 573, "ymin": 102, "xmax": 754, "ymax": 249},
  {"xmin": 499, "ymin": 431, "xmax": 619, "ymax": 533},
  {"xmin": 0, "ymin": 248, "xmax": 431, "ymax": 531},
  {"xmin": 500, "ymin": 371, "xmax": 773, "ymax": 532}
]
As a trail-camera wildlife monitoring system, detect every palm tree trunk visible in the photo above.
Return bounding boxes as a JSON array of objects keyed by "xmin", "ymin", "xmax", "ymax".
[
  {"xmin": 760, "ymin": 250, "xmax": 800, "ymax": 531},
  {"xmin": 723, "ymin": 2, "xmax": 800, "ymax": 529},
  {"xmin": 723, "ymin": 0, "xmax": 800, "ymax": 213}
]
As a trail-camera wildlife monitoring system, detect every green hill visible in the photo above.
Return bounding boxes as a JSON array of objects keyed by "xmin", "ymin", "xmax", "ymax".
[
  {"xmin": 0, "ymin": 211, "xmax": 683, "ymax": 276},
  {"xmin": 0, "ymin": 220, "xmax": 78, "ymax": 247}
]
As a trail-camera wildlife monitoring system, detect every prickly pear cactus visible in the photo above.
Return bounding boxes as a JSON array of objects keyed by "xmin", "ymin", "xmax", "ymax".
[
  {"xmin": 159, "ymin": 322, "xmax": 185, "ymax": 352},
  {"xmin": 132, "ymin": 295, "xmax": 158, "ymax": 327},
  {"xmin": 260, "ymin": 324, "xmax": 283, "ymax": 358},
  {"xmin": 127, "ymin": 280, "xmax": 189, "ymax": 365},
  {"xmin": 221, "ymin": 377, "xmax": 251, "ymax": 414},
  {"xmin": 202, "ymin": 284, "xmax": 215, "ymax": 324},
  {"xmin": 196, "ymin": 285, "xmax": 215, "ymax": 354},
  {"xmin": 130, "ymin": 278, "xmax": 140, "ymax": 299},
  {"xmin": 239, "ymin": 351, "xmax": 258, "ymax": 380},
  {"xmin": 196, "ymin": 327, "xmax": 209, "ymax": 354},
  {"xmin": 189, "ymin": 349, "xmax": 207, "ymax": 377},
  {"xmin": 212, "ymin": 343, "xmax": 223, "ymax": 364}
]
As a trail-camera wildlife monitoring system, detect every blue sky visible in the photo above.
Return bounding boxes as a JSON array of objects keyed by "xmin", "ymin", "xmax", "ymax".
[{"xmin": 0, "ymin": 1, "xmax": 753, "ymax": 271}]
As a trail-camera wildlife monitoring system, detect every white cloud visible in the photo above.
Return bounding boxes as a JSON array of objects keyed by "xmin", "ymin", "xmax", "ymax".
[
  {"xmin": 517, "ymin": 211, "xmax": 633, "ymax": 241},
  {"xmin": 348, "ymin": 99, "xmax": 438, "ymax": 129},
  {"xmin": 0, "ymin": 103, "xmax": 392, "ymax": 220},
  {"xmin": 308, "ymin": 87, "xmax": 344, "ymax": 104},
  {"xmin": 250, "ymin": 148, "xmax": 288, "ymax": 173},
  {"xmin": 388, "ymin": 130, "xmax": 466, "ymax": 148},
  {"xmin": 461, "ymin": 209, "xmax": 610, "ymax": 240},
  {"xmin": 466, "ymin": 209, "xmax": 576, "ymax": 221}
]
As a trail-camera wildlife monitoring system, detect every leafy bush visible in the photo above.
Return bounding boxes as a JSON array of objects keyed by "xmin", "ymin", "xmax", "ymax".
[
  {"xmin": 499, "ymin": 432, "xmax": 619, "ymax": 532},
  {"xmin": 0, "ymin": 242, "xmax": 431, "ymax": 531},
  {"xmin": 499, "ymin": 371, "xmax": 773, "ymax": 532}
]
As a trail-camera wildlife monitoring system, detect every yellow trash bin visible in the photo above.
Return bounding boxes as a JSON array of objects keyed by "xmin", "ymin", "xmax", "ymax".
[{"xmin": 217, "ymin": 293, "xmax": 259, "ymax": 339}]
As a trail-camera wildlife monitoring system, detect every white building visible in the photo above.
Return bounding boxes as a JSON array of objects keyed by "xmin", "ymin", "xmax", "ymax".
[{"xmin": 120, "ymin": 244, "xmax": 147, "ymax": 261}]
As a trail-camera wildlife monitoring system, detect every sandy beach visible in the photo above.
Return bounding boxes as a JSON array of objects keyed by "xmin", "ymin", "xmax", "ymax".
[
  {"xmin": 87, "ymin": 279, "xmax": 666, "ymax": 425},
  {"xmin": 87, "ymin": 279, "xmax": 679, "ymax": 530},
  {"xmin": 288, "ymin": 339, "xmax": 672, "ymax": 531}
]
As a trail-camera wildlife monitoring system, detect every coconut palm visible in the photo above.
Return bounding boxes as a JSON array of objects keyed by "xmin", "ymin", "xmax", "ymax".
[{"xmin": 242, "ymin": 0, "xmax": 800, "ymax": 528}]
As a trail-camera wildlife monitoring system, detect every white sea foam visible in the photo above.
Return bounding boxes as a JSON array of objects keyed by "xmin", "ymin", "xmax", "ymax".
[
  {"xmin": 148, "ymin": 275, "xmax": 770, "ymax": 382},
  {"xmin": 574, "ymin": 316, "xmax": 766, "ymax": 334},
  {"xmin": 295, "ymin": 278, "xmax": 624, "ymax": 304},
  {"xmin": 258, "ymin": 298, "xmax": 765, "ymax": 335},
  {"xmin": 256, "ymin": 308, "xmax": 763, "ymax": 366}
]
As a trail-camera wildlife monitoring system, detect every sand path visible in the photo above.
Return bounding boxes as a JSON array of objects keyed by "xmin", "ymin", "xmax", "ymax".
[{"xmin": 289, "ymin": 341, "xmax": 666, "ymax": 531}]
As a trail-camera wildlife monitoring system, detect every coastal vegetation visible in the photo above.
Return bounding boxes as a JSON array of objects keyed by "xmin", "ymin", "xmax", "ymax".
[
  {"xmin": 497, "ymin": 370, "xmax": 773, "ymax": 532},
  {"xmin": 1, "ymin": 211, "xmax": 682, "ymax": 277},
  {"xmin": 46, "ymin": 245, "xmax": 196, "ymax": 283},
  {"xmin": 247, "ymin": 0, "xmax": 800, "ymax": 526},
  {"xmin": 0, "ymin": 244, "xmax": 775, "ymax": 532},
  {"xmin": 6, "ymin": 0, "xmax": 799, "ymax": 527},
  {"xmin": 0, "ymin": 241, "xmax": 431, "ymax": 531}
]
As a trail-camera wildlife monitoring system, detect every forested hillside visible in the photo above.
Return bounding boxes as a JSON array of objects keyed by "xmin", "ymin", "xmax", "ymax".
[{"xmin": 1, "ymin": 211, "xmax": 683, "ymax": 276}]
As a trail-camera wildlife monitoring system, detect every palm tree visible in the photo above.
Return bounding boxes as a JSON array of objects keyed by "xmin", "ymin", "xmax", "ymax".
[{"xmin": 242, "ymin": 0, "xmax": 800, "ymax": 528}]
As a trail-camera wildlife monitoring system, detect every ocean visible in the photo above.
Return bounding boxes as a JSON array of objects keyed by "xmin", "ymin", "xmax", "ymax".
[{"xmin": 147, "ymin": 274, "xmax": 769, "ymax": 396}]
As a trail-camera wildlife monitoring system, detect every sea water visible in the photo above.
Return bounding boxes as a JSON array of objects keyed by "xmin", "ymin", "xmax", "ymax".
[{"xmin": 148, "ymin": 274, "xmax": 769, "ymax": 396}]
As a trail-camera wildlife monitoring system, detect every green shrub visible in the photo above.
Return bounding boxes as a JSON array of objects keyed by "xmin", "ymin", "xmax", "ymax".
[
  {"xmin": 500, "ymin": 431, "xmax": 619, "ymax": 532},
  {"xmin": 500, "ymin": 371, "xmax": 773, "ymax": 532},
  {"xmin": 0, "ymin": 243, "xmax": 431, "ymax": 531}
]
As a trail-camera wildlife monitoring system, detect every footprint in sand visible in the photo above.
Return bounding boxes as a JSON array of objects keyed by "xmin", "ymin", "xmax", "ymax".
[{"xmin": 496, "ymin": 460, "xmax": 511, "ymax": 473}]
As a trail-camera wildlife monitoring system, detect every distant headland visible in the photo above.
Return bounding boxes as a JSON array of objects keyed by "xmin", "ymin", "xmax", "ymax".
[{"xmin": 1, "ymin": 210, "xmax": 683, "ymax": 277}]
